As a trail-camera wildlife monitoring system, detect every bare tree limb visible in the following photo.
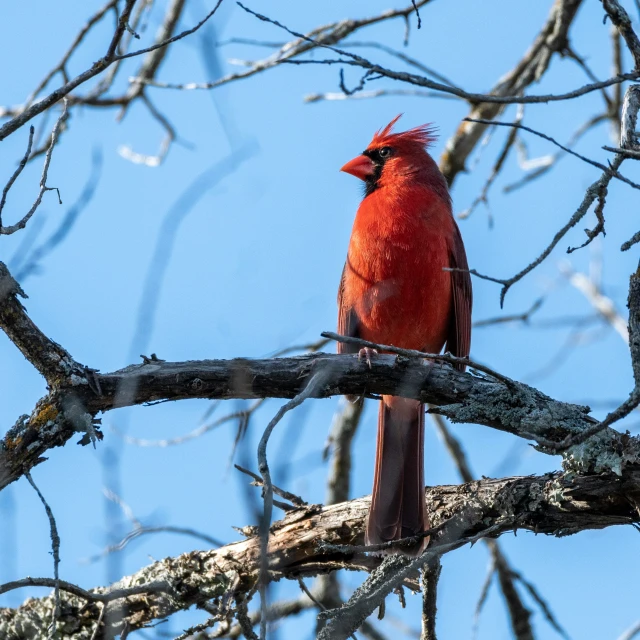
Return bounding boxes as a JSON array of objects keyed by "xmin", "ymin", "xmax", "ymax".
[
  {"xmin": 1, "ymin": 470, "xmax": 635, "ymax": 639},
  {"xmin": 3, "ymin": 275, "xmax": 640, "ymax": 492},
  {"xmin": 602, "ymin": 0, "xmax": 640, "ymax": 70},
  {"xmin": 142, "ymin": 1, "xmax": 639, "ymax": 116},
  {"xmin": 0, "ymin": 262, "xmax": 84, "ymax": 386},
  {"xmin": 491, "ymin": 544, "xmax": 534, "ymax": 640}
]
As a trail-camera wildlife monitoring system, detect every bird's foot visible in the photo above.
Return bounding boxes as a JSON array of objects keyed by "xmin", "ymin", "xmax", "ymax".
[{"xmin": 358, "ymin": 347, "xmax": 379, "ymax": 369}]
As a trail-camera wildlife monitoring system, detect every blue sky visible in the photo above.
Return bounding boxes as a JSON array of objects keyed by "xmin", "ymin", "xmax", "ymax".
[{"xmin": 1, "ymin": 1, "xmax": 639, "ymax": 638}]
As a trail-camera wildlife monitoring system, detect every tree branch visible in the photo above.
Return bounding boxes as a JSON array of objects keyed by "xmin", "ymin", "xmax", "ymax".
[
  {"xmin": 602, "ymin": 0, "xmax": 640, "ymax": 70},
  {"xmin": 2, "ymin": 329, "xmax": 640, "ymax": 491},
  {"xmin": 1, "ymin": 470, "xmax": 638, "ymax": 639},
  {"xmin": 0, "ymin": 262, "xmax": 84, "ymax": 386}
]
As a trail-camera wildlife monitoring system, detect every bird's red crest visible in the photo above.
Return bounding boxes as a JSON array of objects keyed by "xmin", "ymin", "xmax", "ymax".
[{"xmin": 369, "ymin": 114, "xmax": 437, "ymax": 150}]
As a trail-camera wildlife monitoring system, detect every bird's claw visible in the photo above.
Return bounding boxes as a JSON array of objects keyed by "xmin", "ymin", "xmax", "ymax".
[{"xmin": 358, "ymin": 347, "xmax": 379, "ymax": 369}]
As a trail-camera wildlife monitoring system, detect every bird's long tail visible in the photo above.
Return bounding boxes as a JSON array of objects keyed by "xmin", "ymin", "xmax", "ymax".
[{"xmin": 365, "ymin": 395, "xmax": 429, "ymax": 555}]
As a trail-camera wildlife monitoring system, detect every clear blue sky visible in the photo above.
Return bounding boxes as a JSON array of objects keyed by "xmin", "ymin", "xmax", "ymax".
[{"xmin": 1, "ymin": 1, "xmax": 639, "ymax": 638}]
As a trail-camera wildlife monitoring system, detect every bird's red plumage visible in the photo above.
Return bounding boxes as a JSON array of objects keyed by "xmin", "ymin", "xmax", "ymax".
[{"xmin": 337, "ymin": 116, "xmax": 472, "ymax": 552}]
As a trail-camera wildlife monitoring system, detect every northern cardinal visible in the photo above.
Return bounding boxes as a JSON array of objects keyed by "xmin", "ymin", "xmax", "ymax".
[{"xmin": 338, "ymin": 115, "xmax": 472, "ymax": 553}]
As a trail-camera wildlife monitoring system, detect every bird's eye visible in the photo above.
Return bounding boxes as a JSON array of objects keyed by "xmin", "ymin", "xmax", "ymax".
[{"xmin": 379, "ymin": 147, "xmax": 393, "ymax": 158}]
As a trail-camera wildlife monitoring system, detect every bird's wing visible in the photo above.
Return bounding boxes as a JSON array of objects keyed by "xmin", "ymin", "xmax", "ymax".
[
  {"xmin": 445, "ymin": 221, "xmax": 472, "ymax": 369},
  {"xmin": 337, "ymin": 262, "xmax": 361, "ymax": 355}
]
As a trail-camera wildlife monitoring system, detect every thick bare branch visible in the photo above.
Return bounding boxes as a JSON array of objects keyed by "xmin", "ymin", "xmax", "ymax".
[
  {"xmin": 0, "ymin": 249, "xmax": 637, "ymax": 502},
  {"xmin": 3, "ymin": 325, "xmax": 640, "ymax": 492},
  {"xmin": 1, "ymin": 470, "xmax": 638, "ymax": 639},
  {"xmin": 602, "ymin": 0, "xmax": 640, "ymax": 70},
  {"xmin": 0, "ymin": 262, "xmax": 83, "ymax": 386}
]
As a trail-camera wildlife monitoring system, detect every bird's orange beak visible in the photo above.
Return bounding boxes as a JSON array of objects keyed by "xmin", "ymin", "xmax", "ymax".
[{"xmin": 341, "ymin": 154, "xmax": 375, "ymax": 181}]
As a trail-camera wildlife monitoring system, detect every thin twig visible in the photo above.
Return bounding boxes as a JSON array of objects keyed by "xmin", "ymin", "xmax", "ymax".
[
  {"xmin": 561, "ymin": 264, "xmax": 629, "ymax": 342},
  {"xmin": 504, "ymin": 114, "xmax": 608, "ymax": 194},
  {"xmin": 236, "ymin": 595, "xmax": 260, "ymax": 640},
  {"xmin": 304, "ymin": 88, "xmax": 457, "ymax": 103},
  {"xmin": 0, "ymin": 126, "xmax": 34, "ymax": 228},
  {"xmin": 257, "ymin": 366, "xmax": 334, "ymax": 640},
  {"xmin": 89, "ymin": 602, "xmax": 107, "ymax": 640},
  {"xmin": 232, "ymin": 3, "xmax": 638, "ymax": 107},
  {"xmin": 603, "ymin": 144, "xmax": 640, "ymax": 158},
  {"xmin": 1, "ymin": 102, "xmax": 68, "ymax": 236},
  {"xmin": 117, "ymin": 400, "xmax": 264, "ymax": 447},
  {"xmin": 622, "ymin": 229, "xmax": 640, "ymax": 251},
  {"xmin": 25, "ymin": 471, "xmax": 61, "ymax": 638},
  {"xmin": 458, "ymin": 108, "xmax": 522, "ymax": 221},
  {"xmin": 471, "ymin": 560, "xmax": 495, "ymax": 640},
  {"xmin": 117, "ymin": 94, "xmax": 176, "ymax": 166},
  {"xmin": 455, "ymin": 152, "xmax": 626, "ymax": 307},
  {"xmin": 464, "ymin": 117, "xmax": 640, "ymax": 190},
  {"xmin": 85, "ymin": 525, "xmax": 224, "ymax": 564},
  {"xmin": 473, "ymin": 298, "xmax": 544, "ymax": 328},
  {"xmin": 618, "ymin": 619, "xmax": 640, "ymax": 640},
  {"xmin": 234, "ymin": 463, "xmax": 308, "ymax": 507},
  {"xmin": 324, "ymin": 398, "xmax": 365, "ymax": 505},
  {"xmin": 602, "ymin": 0, "xmax": 640, "ymax": 69},
  {"xmin": 270, "ymin": 337, "xmax": 330, "ymax": 357},
  {"xmin": 510, "ymin": 569, "xmax": 570, "ymax": 640},
  {"xmin": 319, "ymin": 521, "xmax": 450, "ymax": 555},
  {"xmin": 0, "ymin": 576, "xmax": 170, "ymax": 602},
  {"xmin": 411, "ymin": 0, "xmax": 422, "ymax": 28},
  {"xmin": 23, "ymin": 0, "xmax": 119, "ymax": 108},
  {"xmin": 14, "ymin": 147, "xmax": 103, "ymax": 281}
]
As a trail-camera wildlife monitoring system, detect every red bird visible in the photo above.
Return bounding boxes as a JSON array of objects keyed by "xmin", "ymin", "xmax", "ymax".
[{"xmin": 338, "ymin": 115, "xmax": 472, "ymax": 553}]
